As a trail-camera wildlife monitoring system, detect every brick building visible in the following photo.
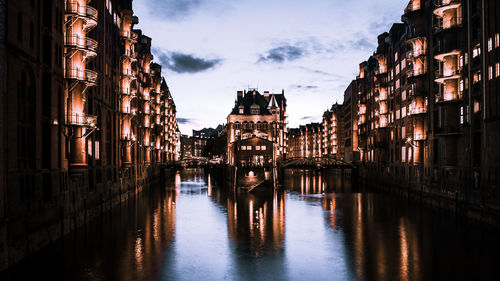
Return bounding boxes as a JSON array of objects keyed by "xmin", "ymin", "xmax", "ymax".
[
  {"xmin": 0, "ymin": 0, "xmax": 180, "ymax": 269},
  {"xmin": 226, "ymin": 89, "xmax": 287, "ymax": 165}
]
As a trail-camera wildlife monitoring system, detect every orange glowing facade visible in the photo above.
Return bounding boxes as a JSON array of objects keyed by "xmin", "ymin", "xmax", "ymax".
[{"xmin": 0, "ymin": 0, "xmax": 180, "ymax": 270}]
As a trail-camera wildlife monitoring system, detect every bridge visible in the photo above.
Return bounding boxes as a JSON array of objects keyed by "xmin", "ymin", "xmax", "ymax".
[{"xmin": 280, "ymin": 157, "xmax": 354, "ymax": 169}]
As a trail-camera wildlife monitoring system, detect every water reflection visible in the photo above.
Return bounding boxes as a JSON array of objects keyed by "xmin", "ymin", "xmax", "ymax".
[{"xmin": 4, "ymin": 168, "xmax": 500, "ymax": 281}]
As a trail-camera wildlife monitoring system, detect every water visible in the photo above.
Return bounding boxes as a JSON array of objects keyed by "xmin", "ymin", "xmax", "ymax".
[{"xmin": 4, "ymin": 168, "xmax": 500, "ymax": 281}]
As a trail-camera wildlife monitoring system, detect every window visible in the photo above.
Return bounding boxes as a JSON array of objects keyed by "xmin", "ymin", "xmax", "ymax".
[
  {"xmin": 402, "ymin": 90, "xmax": 406, "ymax": 101},
  {"xmin": 402, "ymin": 146, "xmax": 406, "ymax": 162},
  {"xmin": 261, "ymin": 146, "xmax": 266, "ymax": 150},
  {"xmin": 247, "ymin": 146, "xmax": 252, "ymax": 150},
  {"xmin": 459, "ymin": 55, "xmax": 464, "ymax": 67},
  {"xmin": 396, "ymin": 63, "xmax": 400, "ymax": 75},
  {"xmin": 255, "ymin": 146, "xmax": 260, "ymax": 150},
  {"xmin": 240, "ymin": 146, "xmax": 246, "ymax": 150},
  {"xmin": 460, "ymin": 106, "xmax": 464, "ymax": 124},
  {"xmin": 395, "ymin": 52, "xmax": 398, "ymax": 61},
  {"xmin": 496, "ymin": 33, "xmax": 500, "ymax": 48},
  {"xmin": 460, "ymin": 79, "xmax": 464, "ymax": 92},
  {"xmin": 489, "ymin": 66, "xmax": 493, "ymax": 80},
  {"xmin": 473, "ymin": 46, "xmax": 481, "ymax": 58},
  {"xmin": 402, "ymin": 126, "xmax": 406, "ymax": 138},
  {"xmin": 488, "ymin": 38, "xmax": 493, "ymax": 52},
  {"xmin": 496, "ymin": 63, "xmax": 500, "ymax": 78}
]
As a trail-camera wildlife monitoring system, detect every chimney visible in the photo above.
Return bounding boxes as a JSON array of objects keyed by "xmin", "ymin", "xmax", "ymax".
[
  {"xmin": 263, "ymin": 91, "xmax": 270, "ymax": 102},
  {"xmin": 237, "ymin": 90, "xmax": 243, "ymax": 101}
]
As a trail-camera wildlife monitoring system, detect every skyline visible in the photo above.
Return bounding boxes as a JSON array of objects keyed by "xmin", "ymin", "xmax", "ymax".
[{"xmin": 132, "ymin": 0, "xmax": 408, "ymax": 134}]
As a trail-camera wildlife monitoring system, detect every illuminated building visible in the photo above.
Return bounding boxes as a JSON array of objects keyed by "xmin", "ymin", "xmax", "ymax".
[
  {"xmin": 226, "ymin": 89, "xmax": 287, "ymax": 165},
  {"xmin": 0, "ymin": 0, "xmax": 180, "ymax": 269}
]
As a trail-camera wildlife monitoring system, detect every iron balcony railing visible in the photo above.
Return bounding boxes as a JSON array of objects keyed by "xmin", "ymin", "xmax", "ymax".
[
  {"xmin": 434, "ymin": 67, "xmax": 460, "ymax": 79},
  {"xmin": 65, "ymin": 68, "xmax": 98, "ymax": 84},
  {"xmin": 65, "ymin": 35, "xmax": 98, "ymax": 53},
  {"xmin": 66, "ymin": 113, "xmax": 97, "ymax": 127},
  {"xmin": 405, "ymin": 0, "xmax": 421, "ymax": 14},
  {"xmin": 434, "ymin": 17, "xmax": 462, "ymax": 32},
  {"xmin": 65, "ymin": 2, "xmax": 98, "ymax": 22},
  {"xmin": 434, "ymin": 0, "xmax": 461, "ymax": 9}
]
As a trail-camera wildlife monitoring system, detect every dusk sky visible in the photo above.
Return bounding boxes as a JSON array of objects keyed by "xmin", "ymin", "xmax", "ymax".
[{"xmin": 132, "ymin": 0, "xmax": 408, "ymax": 134}]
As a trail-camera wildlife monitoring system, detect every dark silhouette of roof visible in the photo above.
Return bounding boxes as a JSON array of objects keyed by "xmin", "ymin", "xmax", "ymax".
[{"xmin": 230, "ymin": 90, "xmax": 286, "ymax": 115}]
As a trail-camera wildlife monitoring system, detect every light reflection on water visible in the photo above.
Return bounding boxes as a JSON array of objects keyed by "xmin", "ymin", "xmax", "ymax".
[{"xmin": 4, "ymin": 168, "xmax": 500, "ymax": 281}]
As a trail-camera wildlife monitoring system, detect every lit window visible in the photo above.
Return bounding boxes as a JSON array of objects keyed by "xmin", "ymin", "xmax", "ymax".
[
  {"xmin": 261, "ymin": 146, "xmax": 266, "ymax": 150},
  {"xmin": 473, "ymin": 46, "xmax": 481, "ymax": 58},
  {"xmin": 496, "ymin": 63, "xmax": 500, "ymax": 78},
  {"xmin": 247, "ymin": 146, "xmax": 252, "ymax": 150},
  {"xmin": 395, "ymin": 52, "xmax": 398, "ymax": 61},
  {"xmin": 488, "ymin": 38, "xmax": 493, "ymax": 52},
  {"xmin": 460, "ymin": 106, "xmax": 464, "ymax": 124},
  {"xmin": 241, "ymin": 146, "xmax": 246, "ymax": 150},
  {"xmin": 489, "ymin": 66, "xmax": 493, "ymax": 80},
  {"xmin": 459, "ymin": 55, "xmax": 464, "ymax": 67},
  {"xmin": 496, "ymin": 33, "xmax": 500, "ymax": 48},
  {"xmin": 396, "ymin": 63, "xmax": 400, "ymax": 75},
  {"xmin": 402, "ymin": 146, "xmax": 406, "ymax": 162},
  {"xmin": 255, "ymin": 146, "xmax": 260, "ymax": 150},
  {"xmin": 460, "ymin": 79, "xmax": 464, "ymax": 92},
  {"xmin": 402, "ymin": 90, "xmax": 406, "ymax": 101}
]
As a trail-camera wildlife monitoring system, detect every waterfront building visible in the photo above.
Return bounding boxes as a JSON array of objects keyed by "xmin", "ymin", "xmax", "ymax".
[
  {"xmin": 287, "ymin": 123, "xmax": 323, "ymax": 159},
  {"xmin": 226, "ymin": 89, "xmax": 287, "ymax": 165},
  {"xmin": 0, "ymin": 0, "xmax": 180, "ymax": 270},
  {"xmin": 347, "ymin": 0, "xmax": 500, "ymax": 216}
]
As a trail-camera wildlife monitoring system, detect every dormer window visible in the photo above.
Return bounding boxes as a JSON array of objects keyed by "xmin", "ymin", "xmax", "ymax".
[
  {"xmin": 250, "ymin": 104, "xmax": 260, "ymax": 115},
  {"xmin": 239, "ymin": 105, "xmax": 244, "ymax": 114}
]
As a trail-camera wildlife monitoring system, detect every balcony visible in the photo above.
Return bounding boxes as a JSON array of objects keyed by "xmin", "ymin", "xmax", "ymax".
[
  {"xmin": 407, "ymin": 67, "xmax": 426, "ymax": 78},
  {"xmin": 65, "ymin": 2, "xmax": 98, "ymax": 30},
  {"xmin": 66, "ymin": 68, "xmax": 98, "ymax": 85},
  {"xmin": 433, "ymin": 0, "xmax": 461, "ymax": 17},
  {"xmin": 406, "ymin": 48, "xmax": 426, "ymax": 60},
  {"xmin": 66, "ymin": 113, "xmax": 97, "ymax": 127},
  {"xmin": 408, "ymin": 100, "xmax": 428, "ymax": 115},
  {"xmin": 65, "ymin": 35, "xmax": 98, "ymax": 56},
  {"xmin": 434, "ymin": 17, "xmax": 462, "ymax": 32},
  {"xmin": 434, "ymin": 67, "xmax": 461, "ymax": 83},
  {"xmin": 404, "ymin": 0, "xmax": 421, "ymax": 14},
  {"xmin": 434, "ymin": 49, "xmax": 461, "ymax": 61},
  {"xmin": 435, "ymin": 90, "xmax": 463, "ymax": 103}
]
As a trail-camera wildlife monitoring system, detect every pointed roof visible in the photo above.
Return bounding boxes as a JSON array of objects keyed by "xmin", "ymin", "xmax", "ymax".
[{"xmin": 268, "ymin": 94, "xmax": 279, "ymax": 109}]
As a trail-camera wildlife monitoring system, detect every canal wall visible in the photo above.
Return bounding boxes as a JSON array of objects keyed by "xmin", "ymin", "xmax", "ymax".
[
  {"xmin": 356, "ymin": 164, "xmax": 500, "ymax": 226},
  {"xmin": 0, "ymin": 164, "xmax": 175, "ymax": 271}
]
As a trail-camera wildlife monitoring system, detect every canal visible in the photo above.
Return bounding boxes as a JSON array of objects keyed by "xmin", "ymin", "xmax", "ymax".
[{"xmin": 4, "ymin": 168, "xmax": 500, "ymax": 281}]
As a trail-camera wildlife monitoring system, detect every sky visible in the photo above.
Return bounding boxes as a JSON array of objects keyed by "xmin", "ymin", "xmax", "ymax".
[{"xmin": 132, "ymin": 0, "xmax": 408, "ymax": 135}]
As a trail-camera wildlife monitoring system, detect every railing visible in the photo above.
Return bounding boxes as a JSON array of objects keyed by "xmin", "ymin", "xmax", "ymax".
[
  {"xmin": 435, "ymin": 90, "xmax": 463, "ymax": 102},
  {"xmin": 435, "ymin": 67, "xmax": 460, "ymax": 79},
  {"xmin": 66, "ymin": 68, "xmax": 98, "ymax": 84},
  {"xmin": 434, "ymin": 0, "xmax": 461, "ymax": 9},
  {"xmin": 65, "ymin": 2, "xmax": 98, "ymax": 22},
  {"xmin": 66, "ymin": 113, "xmax": 97, "ymax": 127},
  {"xmin": 407, "ymin": 67, "xmax": 426, "ymax": 77},
  {"xmin": 434, "ymin": 17, "xmax": 462, "ymax": 31},
  {"xmin": 404, "ymin": 0, "xmax": 421, "ymax": 13},
  {"xmin": 65, "ymin": 35, "xmax": 98, "ymax": 52},
  {"xmin": 406, "ymin": 49, "xmax": 426, "ymax": 60}
]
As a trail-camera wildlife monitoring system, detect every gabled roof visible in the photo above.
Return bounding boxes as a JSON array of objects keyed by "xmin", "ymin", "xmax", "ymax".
[{"xmin": 230, "ymin": 90, "xmax": 286, "ymax": 115}]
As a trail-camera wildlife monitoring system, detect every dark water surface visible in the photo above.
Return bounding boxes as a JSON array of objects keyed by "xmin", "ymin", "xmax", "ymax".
[{"xmin": 4, "ymin": 168, "xmax": 500, "ymax": 281}]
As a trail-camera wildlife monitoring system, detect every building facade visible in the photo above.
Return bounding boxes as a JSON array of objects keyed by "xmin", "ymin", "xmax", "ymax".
[
  {"xmin": 0, "ymin": 0, "xmax": 180, "ymax": 270},
  {"xmin": 226, "ymin": 89, "xmax": 287, "ymax": 165}
]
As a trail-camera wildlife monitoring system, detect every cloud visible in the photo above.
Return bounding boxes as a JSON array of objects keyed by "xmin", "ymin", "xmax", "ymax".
[
  {"xmin": 301, "ymin": 116, "xmax": 313, "ymax": 120},
  {"xmin": 144, "ymin": 0, "xmax": 230, "ymax": 20},
  {"xmin": 154, "ymin": 49, "xmax": 222, "ymax": 74},
  {"xmin": 177, "ymin": 118, "xmax": 193, "ymax": 124},
  {"xmin": 258, "ymin": 45, "xmax": 306, "ymax": 63},
  {"xmin": 295, "ymin": 85, "xmax": 318, "ymax": 89}
]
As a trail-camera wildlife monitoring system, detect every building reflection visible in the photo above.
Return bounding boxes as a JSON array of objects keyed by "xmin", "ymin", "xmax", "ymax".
[
  {"xmin": 283, "ymin": 169, "xmax": 353, "ymax": 195},
  {"xmin": 226, "ymin": 190, "xmax": 286, "ymax": 256},
  {"xmin": 118, "ymin": 171, "xmax": 178, "ymax": 280}
]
